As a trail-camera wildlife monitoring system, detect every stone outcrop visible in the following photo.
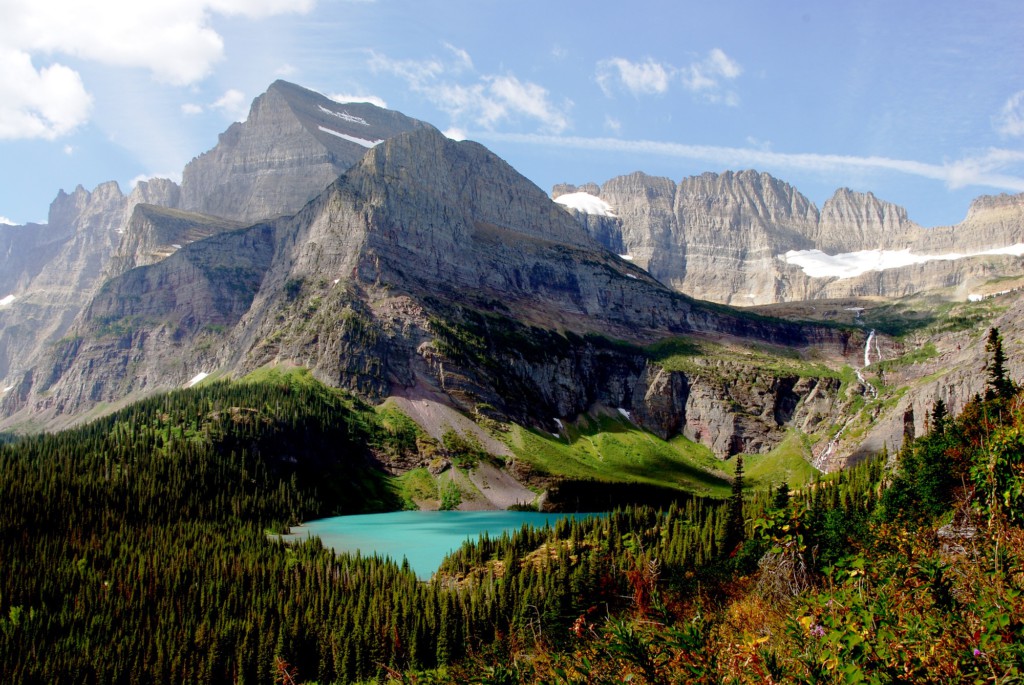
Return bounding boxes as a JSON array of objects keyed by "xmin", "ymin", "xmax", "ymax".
[{"xmin": 106, "ymin": 205, "xmax": 244, "ymax": 277}]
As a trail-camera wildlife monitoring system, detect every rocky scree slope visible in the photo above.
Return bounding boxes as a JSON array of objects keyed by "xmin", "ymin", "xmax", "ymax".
[{"xmin": 3, "ymin": 128, "xmax": 862, "ymax": 463}]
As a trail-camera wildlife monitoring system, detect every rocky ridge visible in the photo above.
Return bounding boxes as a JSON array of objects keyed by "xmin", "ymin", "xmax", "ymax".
[
  {"xmin": 2, "ymin": 127, "xmax": 863, "ymax": 463},
  {"xmin": 556, "ymin": 175, "xmax": 1024, "ymax": 304},
  {"xmin": 0, "ymin": 81, "xmax": 427, "ymax": 391}
]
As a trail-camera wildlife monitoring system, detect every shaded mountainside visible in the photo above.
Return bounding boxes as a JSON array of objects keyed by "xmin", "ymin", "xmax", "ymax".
[
  {"xmin": 556, "ymin": 173, "xmax": 1024, "ymax": 304},
  {"xmin": 2, "ymin": 127, "xmax": 865, "ymax": 465}
]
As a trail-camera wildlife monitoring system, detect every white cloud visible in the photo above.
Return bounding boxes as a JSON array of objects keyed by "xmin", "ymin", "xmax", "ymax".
[
  {"xmin": 274, "ymin": 64, "xmax": 298, "ymax": 77},
  {"xmin": 0, "ymin": 216, "xmax": 15, "ymax": 226},
  {"xmin": 129, "ymin": 171, "xmax": 181, "ymax": 189},
  {"xmin": 212, "ymin": 89, "xmax": 248, "ymax": 119},
  {"xmin": 480, "ymin": 132, "xmax": 1024, "ymax": 194},
  {"xmin": 442, "ymin": 42, "xmax": 473, "ymax": 72},
  {"xmin": 596, "ymin": 49, "xmax": 741, "ymax": 105},
  {"xmin": 181, "ymin": 103, "xmax": 204, "ymax": 115},
  {"xmin": 604, "ymin": 116, "xmax": 622, "ymax": 134},
  {"xmin": 681, "ymin": 49, "xmax": 742, "ymax": 104},
  {"xmin": 487, "ymin": 75, "xmax": 569, "ymax": 133},
  {"xmin": 63, "ymin": 144, "xmax": 75, "ymax": 155},
  {"xmin": 370, "ymin": 47, "xmax": 571, "ymax": 134},
  {"xmin": 995, "ymin": 91, "xmax": 1024, "ymax": 137},
  {"xmin": 597, "ymin": 58, "xmax": 672, "ymax": 96},
  {"xmin": 0, "ymin": 0, "xmax": 312, "ymax": 140},
  {"xmin": 443, "ymin": 127, "xmax": 467, "ymax": 141},
  {"xmin": 329, "ymin": 93, "xmax": 388, "ymax": 108},
  {"xmin": 0, "ymin": 47, "xmax": 92, "ymax": 140}
]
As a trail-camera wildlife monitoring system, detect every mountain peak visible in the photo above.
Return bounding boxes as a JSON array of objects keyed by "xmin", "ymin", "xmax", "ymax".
[{"xmin": 178, "ymin": 81, "xmax": 428, "ymax": 224}]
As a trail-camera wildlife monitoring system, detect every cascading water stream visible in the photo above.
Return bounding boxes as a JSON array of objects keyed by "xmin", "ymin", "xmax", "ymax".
[{"xmin": 814, "ymin": 329, "xmax": 881, "ymax": 469}]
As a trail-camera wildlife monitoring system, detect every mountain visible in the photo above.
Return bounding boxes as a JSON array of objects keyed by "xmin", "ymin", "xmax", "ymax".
[
  {"xmin": 1, "ymin": 126, "xmax": 864, "ymax": 468},
  {"xmin": 0, "ymin": 82, "xmax": 427, "ymax": 392},
  {"xmin": 178, "ymin": 80, "xmax": 429, "ymax": 223},
  {"xmin": 555, "ymin": 173, "xmax": 1024, "ymax": 304},
  {"xmin": 3, "ymin": 79, "xmax": 1021, "ymax": 474}
]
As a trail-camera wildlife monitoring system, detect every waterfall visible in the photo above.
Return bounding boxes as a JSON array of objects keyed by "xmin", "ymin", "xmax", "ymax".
[{"xmin": 864, "ymin": 329, "xmax": 876, "ymax": 367}]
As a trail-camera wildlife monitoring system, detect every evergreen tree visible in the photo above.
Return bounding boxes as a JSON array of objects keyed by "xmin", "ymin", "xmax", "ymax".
[
  {"xmin": 723, "ymin": 456, "xmax": 746, "ymax": 556},
  {"xmin": 930, "ymin": 398, "xmax": 948, "ymax": 435},
  {"xmin": 772, "ymin": 481, "xmax": 791, "ymax": 511},
  {"xmin": 985, "ymin": 327, "xmax": 1015, "ymax": 400}
]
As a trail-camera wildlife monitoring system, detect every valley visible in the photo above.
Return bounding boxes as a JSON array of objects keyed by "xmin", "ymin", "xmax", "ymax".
[{"xmin": 1, "ymin": 78, "xmax": 1022, "ymax": 684}]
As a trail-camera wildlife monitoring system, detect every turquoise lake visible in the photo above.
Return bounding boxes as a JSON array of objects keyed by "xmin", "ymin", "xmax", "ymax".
[{"xmin": 282, "ymin": 510, "xmax": 598, "ymax": 579}]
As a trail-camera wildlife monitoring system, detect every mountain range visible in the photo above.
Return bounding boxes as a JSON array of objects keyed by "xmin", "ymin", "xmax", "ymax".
[
  {"xmin": 1, "ymin": 80, "xmax": 1021, "ymax": 483},
  {"xmin": 555, "ymin": 172, "xmax": 1024, "ymax": 305}
]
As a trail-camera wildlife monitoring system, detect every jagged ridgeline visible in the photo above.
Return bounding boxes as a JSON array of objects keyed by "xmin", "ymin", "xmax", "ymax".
[{"xmin": 0, "ymin": 366, "xmax": 887, "ymax": 683}]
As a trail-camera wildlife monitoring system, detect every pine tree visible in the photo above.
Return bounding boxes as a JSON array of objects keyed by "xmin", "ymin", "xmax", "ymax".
[
  {"xmin": 985, "ymin": 327, "xmax": 1015, "ymax": 400},
  {"xmin": 930, "ymin": 398, "xmax": 948, "ymax": 435},
  {"xmin": 723, "ymin": 456, "xmax": 746, "ymax": 557},
  {"xmin": 772, "ymin": 481, "xmax": 791, "ymax": 511}
]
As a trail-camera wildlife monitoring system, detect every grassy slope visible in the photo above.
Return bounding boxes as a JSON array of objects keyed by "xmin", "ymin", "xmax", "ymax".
[{"xmin": 502, "ymin": 413, "xmax": 733, "ymax": 498}]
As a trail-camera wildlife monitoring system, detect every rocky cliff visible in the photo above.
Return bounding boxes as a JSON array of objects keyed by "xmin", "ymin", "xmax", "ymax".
[
  {"xmin": 557, "ymin": 175, "xmax": 1024, "ymax": 305},
  {"xmin": 3, "ymin": 127, "xmax": 861, "ymax": 463},
  {"xmin": 0, "ymin": 81, "xmax": 429, "ymax": 396}
]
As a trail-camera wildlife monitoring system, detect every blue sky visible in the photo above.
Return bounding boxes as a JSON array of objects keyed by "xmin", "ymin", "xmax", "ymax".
[{"xmin": 1, "ymin": 0, "xmax": 1023, "ymax": 229}]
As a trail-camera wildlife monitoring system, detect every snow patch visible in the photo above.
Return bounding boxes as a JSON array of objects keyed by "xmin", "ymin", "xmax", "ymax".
[
  {"xmin": 317, "ymin": 126, "xmax": 383, "ymax": 148},
  {"xmin": 0, "ymin": 295, "xmax": 15, "ymax": 306},
  {"xmin": 318, "ymin": 105, "xmax": 370, "ymax": 126},
  {"xmin": 184, "ymin": 372, "xmax": 209, "ymax": 389},
  {"xmin": 554, "ymin": 192, "xmax": 617, "ymax": 217},
  {"xmin": 333, "ymin": 279, "xmax": 340, "ymax": 285},
  {"xmin": 780, "ymin": 244, "xmax": 1024, "ymax": 280},
  {"xmin": 969, "ymin": 288, "xmax": 1016, "ymax": 302},
  {"xmin": 619, "ymin": 254, "xmax": 634, "ymax": 261},
  {"xmin": 627, "ymin": 274, "xmax": 638, "ymax": 279},
  {"xmin": 2, "ymin": 385, "xmax": 13, "ymax": 393},
  {"xmin": 553, "ymin": 418, "xmax": 563, "ymax": 430},
  {"xmin": 617, "ymin": 407, "xmax": 632, "ymax": 421},
  {"xmin": 171, "ymin": 244, "xmax": 182, "ymax": 250}
]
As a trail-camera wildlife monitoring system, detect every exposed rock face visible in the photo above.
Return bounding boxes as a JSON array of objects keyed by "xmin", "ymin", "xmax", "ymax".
[
  {"xmin": 561, "ymin": 174, "xmax": 1024, "ymax": 304},
  {"xmin": 0, "ymin": 81, "xmax": 430, "ymax": 395},
  {"xmin": 107, "ymin": 205, "xmax": 244, "ymax": 277},
  {"xmin": 815, "ymin": 188, "xmax": 916, "ymax": 253},
  {"xmin": 178, "ymin": 80, "xmax": 427, "ymax": 223},
  {"xmin": 4, "ymin": 128, "xmax": 858, "ymax": 458},
  {"xmin": 0, "ymin": 182, "xmax": 132, "ymax": 381}
]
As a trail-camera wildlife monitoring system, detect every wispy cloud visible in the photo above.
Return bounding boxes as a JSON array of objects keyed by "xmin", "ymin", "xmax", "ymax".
[
  {"xmin": 479, "ymin": 132, "xmax": 1024, "ymax": 193},
  {"xmin": 995, "ymin": 90, "xmax": 1024, "ymax": 137},
  {"xmin": 370, "ymin": 46, "xmax": 571, "ymax": 134},
  {"xmin": 0, "ymin": 0, "xmax": 312, "ymax": 140},
  {"xmin": 0, "ymin": 216, "xmax": 15, "ymax": 226},
  {"xmin": 595, "ymin": 49, "xmax": 742, "ymax": 105},
  {"xmin": 212, "ymin": 89, "xmax": 248, "ymax": 120},
  {"xmin": 597, "ymin": 58, "xmax": 672, "ymax": 96}
]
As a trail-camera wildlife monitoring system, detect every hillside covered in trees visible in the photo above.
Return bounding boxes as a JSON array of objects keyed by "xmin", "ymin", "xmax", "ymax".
[{"xmin": 1, "ymin": 333, "xmax": 1023, "ymax": 683}]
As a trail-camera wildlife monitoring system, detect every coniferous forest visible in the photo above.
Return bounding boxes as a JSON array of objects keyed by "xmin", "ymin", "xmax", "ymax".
[{"xmin": 2, "ymin": 336, "xmax": 1023, "ymax": 683}]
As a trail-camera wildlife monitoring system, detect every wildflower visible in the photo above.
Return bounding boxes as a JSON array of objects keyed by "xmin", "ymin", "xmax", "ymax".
[
  {"xmin": 973, "ymin": 648, "xmax": 983, "ymax": 657},
  {"xmin": 810, "ymin": 623, "xmax": 826, "ymax": 638}
]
